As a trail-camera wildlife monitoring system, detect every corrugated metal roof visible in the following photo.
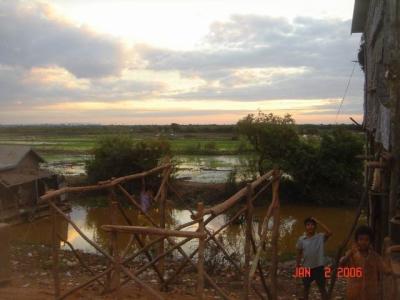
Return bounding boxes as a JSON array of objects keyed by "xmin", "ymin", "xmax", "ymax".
[
  {"xmin": 0, "ymin": 145, "xmax": 45, "ymax": 172},
  {"xmin": 351, "ymin": 0, "xmax": 371, "ymax": 33}
]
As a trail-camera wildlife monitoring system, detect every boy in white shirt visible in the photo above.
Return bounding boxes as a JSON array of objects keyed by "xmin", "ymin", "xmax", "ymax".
[{"xmin": 296, "ymin": 217, "xmax": 332, "ymax": 300}]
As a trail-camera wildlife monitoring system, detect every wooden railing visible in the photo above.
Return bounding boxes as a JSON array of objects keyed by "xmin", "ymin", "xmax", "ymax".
[{"xmin": 42, "ymin": 163, "xmax": 282, "ymax": 300}]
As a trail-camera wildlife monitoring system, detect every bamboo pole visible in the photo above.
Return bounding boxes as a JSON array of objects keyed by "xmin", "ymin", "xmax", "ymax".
[
  {"xmin": 114, "ymin": 200, "xmax": 166, "ymax": 283},
  {"xmin": 158, "ymin": 167, "xmax": 170, "ymax": 286},
  {"xmin": 51, "ymin": 206, "xmax": 60, "ymax": 298},
  {"xmin": 249, "ymin": 170, "xmax": 282, "ymax": 278},
  {"xmin": 116, "ymin": 236, "xmax": 195, "ymax": 292},
  {"xmin": 58, "ymin": 234, "xmax": 105, "ymax": 287},
  {"xmin": 129, "ymin": 237, "xmax": 194, "ymax": 277},
  {"xmin": 40, "ymin": 164, "xmax": 171, "ymax": 201},
  {"xmin": 111, "ymin": 230, "xmax": 121, "ymax": 299},
  {"xmin": 270, "ymin": 170, "xmax": 281, "ymax": 300},
  {"xmin": 250, "ymin": 235, "xmax": 272, "ymax": 299},
  {"xmin": 327, "ymin": 190, "xmax": 368, "ymax": 297},
  {"xmin": 46, "ymin": 199, "xmax": 113, "ymax": 260},
  {"xmin": 164, "ymin": 208, "xmax": 244, "ymax": 286},
  {"xmin": 106, "ymin": 188, "xmax": 118, "ymax": 292},
  {"xmin": 58, "ymin": 267, "xmax": 113, "ymax": 300},
  {"xmin": 243, "ymin": 183, "xmax": 253, "ymax": 300},
  {"xmin": 102, "ymin": 225, "xmax": 205, "ymax": 238},
  {"xmin": 120, "ymin": 265, "xmax": 164, "ymax": 300},
  {"xmin": 117, "ymin": 181, "xmax": 232, "ymax": 299},
  {"xmin": 199, "ymin": 170, "xmax": 274, "ymax": 216},
  {"xmin": 197, "ymin": 202, "xmax": 205, "ymax": 300}
]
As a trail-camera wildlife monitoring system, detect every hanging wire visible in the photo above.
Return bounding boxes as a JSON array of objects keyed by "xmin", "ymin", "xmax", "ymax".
[{"xmin": 335, "ymin": 61, "xmax": 357, "ymax": 124}]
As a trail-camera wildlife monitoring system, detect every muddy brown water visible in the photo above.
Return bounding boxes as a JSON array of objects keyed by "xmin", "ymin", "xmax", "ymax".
[{"xmin": 10, "ymin": 203, "xmax": 361, "ymax": 262}]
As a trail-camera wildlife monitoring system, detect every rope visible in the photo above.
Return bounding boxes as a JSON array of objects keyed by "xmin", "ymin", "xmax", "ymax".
[{"xmin": 335, "ymin": 61, "xmax": 357, "ymax": 124}]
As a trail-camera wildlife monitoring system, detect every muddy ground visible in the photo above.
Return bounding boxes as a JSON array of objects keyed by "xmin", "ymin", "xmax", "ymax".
[{"xmin": 1, "ymin": 243, "xmax": 347, "ymax": 299}]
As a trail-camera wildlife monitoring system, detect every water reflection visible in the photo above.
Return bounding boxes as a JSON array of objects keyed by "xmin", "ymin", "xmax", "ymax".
[
  {"xmin": 10, "ymin": 203, "xmax": 361, "ymax": 260},
  {"xmin": 42, "ymin": 154, "xmax": 257, "ymax": 183}
]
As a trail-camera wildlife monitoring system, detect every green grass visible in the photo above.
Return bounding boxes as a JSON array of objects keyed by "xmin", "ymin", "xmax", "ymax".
[{"xmin": 0, "ymin": 133, "xmax": 253, "ymax": 156}]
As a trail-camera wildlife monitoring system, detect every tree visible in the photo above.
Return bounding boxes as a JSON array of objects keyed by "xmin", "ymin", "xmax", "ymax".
[
  {"xmin": 237, "ymin": 111, "xmax": 364, "ymax": 204},
  {"xmin": 237, "ymin": 111, "xmax": 299, "ymax": 174},
  {"xmin": 86, "ymin": 135, "xmax": 170, "ymax": 183},
  {"xmin": 170, "ymin": 123, "xmax": 180, "ymax": 133}
]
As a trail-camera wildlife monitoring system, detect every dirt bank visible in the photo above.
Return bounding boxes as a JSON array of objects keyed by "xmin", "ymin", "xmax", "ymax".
[{"xmin": 1, "ymin": 243, "xmax": 347, "ymax": 299}]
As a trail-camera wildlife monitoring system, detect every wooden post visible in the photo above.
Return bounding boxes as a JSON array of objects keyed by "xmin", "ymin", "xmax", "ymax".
[
  {"xmin": 0, "ymin": 197, "xmax": 4, "ymax": 222},
  {"xmin": 158, "ymin": 167, "xmax": 169, "ymax": 286},
  {"xmin": 243, "ymin": 183, "xmax": 253, "ymax": 300},
  {"xmin": 111, "ymin": 230, "xmax": 121, "ymax": 299},
  {"xmin": 197, "ymin": 202, "xmax": 205, "ymax": 300},
  {"xmin": 51, "ymin": 205, "xmax": 60, "ymax": 298},
  {"xmin": 105, "ymin": 187, "xmax": 118, "ymax": 292},
  {"xmin": 270, "ymin": 170, "xmax": 280, "ymax": 300},
  {"xmin": 0, "ymin": 223, "xmax": 11, "ymax": 285}
]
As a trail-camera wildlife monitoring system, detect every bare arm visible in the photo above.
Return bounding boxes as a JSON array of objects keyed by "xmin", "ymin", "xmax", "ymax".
[{"xmin": 312, "ymin": 217, "xmax": 332, "ymax": 241}]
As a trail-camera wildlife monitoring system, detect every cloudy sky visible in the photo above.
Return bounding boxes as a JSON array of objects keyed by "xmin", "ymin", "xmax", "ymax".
[{"xmin": 0, "ymin": 0, "xmax": 363, "ymax": 124}]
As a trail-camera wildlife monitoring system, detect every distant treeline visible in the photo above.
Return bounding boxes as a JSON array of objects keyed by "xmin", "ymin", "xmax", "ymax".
[{"xmin": 0, "ymin": 123, "xmax": 361, "ymax": 136}]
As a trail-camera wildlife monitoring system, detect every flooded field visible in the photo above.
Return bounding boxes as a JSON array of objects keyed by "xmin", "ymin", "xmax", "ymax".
[
  {"xmin": 42, "ymin": 154, "xmax": 257, "ymax": 183},
  {"xmin": 10, "ymin": 203, "xmax": 361, "ymax": 260}
]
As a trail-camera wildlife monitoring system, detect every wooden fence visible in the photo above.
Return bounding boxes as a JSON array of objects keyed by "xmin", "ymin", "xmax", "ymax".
[{"xmin": 41, "ymin": 162, "xmax": 282, "ymax": 300}]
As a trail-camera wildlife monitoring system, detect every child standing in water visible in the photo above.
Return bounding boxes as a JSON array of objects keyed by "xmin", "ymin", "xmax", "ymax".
[{"xmin": 339, "ymin": 225, "xmax": 392, "ymax": 300}]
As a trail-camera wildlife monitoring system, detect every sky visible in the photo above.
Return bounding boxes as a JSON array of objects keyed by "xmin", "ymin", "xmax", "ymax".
[{"xmin": 0, "ymin": 0, "xmax": 363, "ymax": 125}]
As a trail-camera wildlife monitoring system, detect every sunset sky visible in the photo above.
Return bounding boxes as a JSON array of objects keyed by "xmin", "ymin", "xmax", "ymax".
[{"xmin": 0, "ymin": 0, "xmax": 363, "ymax": 124}]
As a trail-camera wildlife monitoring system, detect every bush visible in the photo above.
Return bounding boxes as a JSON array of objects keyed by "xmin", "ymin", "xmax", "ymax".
[
  {"xmin": 86, "ymin": 136, "xmax": 170, "ymax": 183},
  {"xmin": 203, "ymin": 141, "xmax": 217, "ymax": 154},
  {"xmin": 224, "ymin": 168, "xmax": 238, "ymax": 195}
]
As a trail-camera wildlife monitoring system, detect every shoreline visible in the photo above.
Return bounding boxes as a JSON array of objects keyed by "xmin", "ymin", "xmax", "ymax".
[{"xmin": 3, "ymin": 242, "xmax": 347, "ymax": 299}]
